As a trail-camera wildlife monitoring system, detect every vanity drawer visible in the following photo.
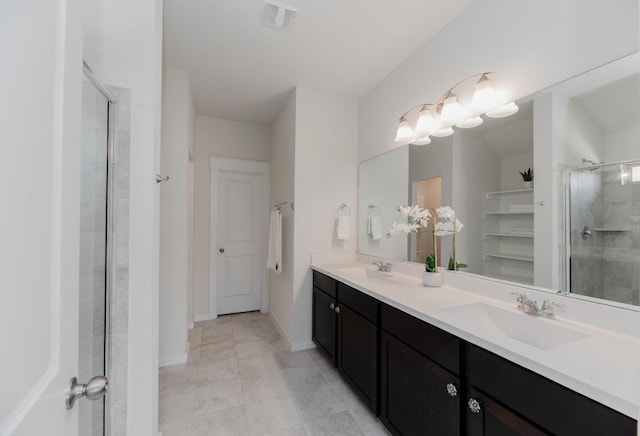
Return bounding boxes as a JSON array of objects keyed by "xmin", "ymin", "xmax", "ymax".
[
  {"xmin": 381, "ymin": 303, "xmax": 459, "ymax": 375},
  {"xmin": 313, "ymin": 271, "xmax": 337, "ymax": 298},
  {"xmin": 466, "ymin": 344, "xmax": 636, "ymax": 436},
  {"xmin": 338, "ymin": 282, "xmax": 378, "ymax": 323}
]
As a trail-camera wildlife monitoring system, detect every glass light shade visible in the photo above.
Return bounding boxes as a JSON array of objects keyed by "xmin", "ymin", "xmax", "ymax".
[
  {"xmin": 457, "ymin": 116, "xmax": 483, "ymax": 129},
  {"xmin": 431, "ymin": 127, "xmax": 454, "ymax": 137},
  {"xmin": 394, "ymin": 118, "xmax": 414, "ymax": 142},
  {"xmin": 440, "ymin": 95, "xmax": 463, "ymax": 124},
  {"xmin": 486, "ymin": 101, "xmax": 519, "ymax": 118},
  {"xmin": 472, "ymin": 75, "xmax": 500, "ymax": 111},
  {"xmin": 412, "ymin": 136, "xmax": 431, "ymax": 145},
  {"xmin": 415, "ymin": 107, "xmax": 440, "ymax": 133}
]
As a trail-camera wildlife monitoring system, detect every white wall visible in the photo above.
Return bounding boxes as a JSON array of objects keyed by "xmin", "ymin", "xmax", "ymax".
[
  {"xmin": 192, "ymin": 116, "xmax": 271, "ymax": 319},
  {"xmin": 359, "ymin": 147, "xmax": 409, "ymax": 259},
  {"xmin": 452, "ymin": 133, "xmax": 501, "ymax": 274},
  {"xmin": 564, "ymin": 99, "xmax": 604, "ymax": 166},
  {"xmin": 358, "ymin": 0, "xmax": 639, "ymax": 163},
  {"xmin": 269, "ymin": 91, "xmax": 296, "ymax": 344},
  {"xmin": 604, "ymin": 123, "xmax": 640, "ymax": 162},
  {"xmin": 159, "ymin": 69, "xmax": 194, "ymax": 367},
  {"xmin": 292, "ymin": 87, "xmax": 359, "ymax": 348},
  {"xmin": 83, "ymin": 0, "xmax": 163, "ymax": 434}
]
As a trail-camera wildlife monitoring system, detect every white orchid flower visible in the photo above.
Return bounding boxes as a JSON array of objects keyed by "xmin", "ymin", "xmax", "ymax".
[
  {"xmin": 436, "ymin": 206, "xmax": 456, "ymax": 220},
  {"xmin": 386, "ymin": 221, "xmax": 420, "ymax": 237}
]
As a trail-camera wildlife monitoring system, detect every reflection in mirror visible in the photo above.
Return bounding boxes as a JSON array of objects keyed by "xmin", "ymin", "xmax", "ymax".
[{"xmin": 358, "ymin": 52, "xmax": 639, "ymax": 307}]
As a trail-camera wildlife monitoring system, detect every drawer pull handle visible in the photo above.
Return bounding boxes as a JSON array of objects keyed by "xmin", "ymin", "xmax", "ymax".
[
  {"xmin": 335, "ymin": 306, "xmax": 341, "ymax": 314},
  {"xmin": 468, "ymin": 398, "xmax": 482, "ymax": 414},
  {"xmin": 446, "ymin": 383, "xmax": 458, "ymax": 397},
  {"xmin": 330, "ymin": 303, "xmax": 335, "ymax": 310}
]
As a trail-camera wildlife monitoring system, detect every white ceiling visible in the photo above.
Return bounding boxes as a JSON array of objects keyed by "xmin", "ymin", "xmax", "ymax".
[{"xmin": 163, "ymin": 0, "xmax": 473, "ymax": 125}]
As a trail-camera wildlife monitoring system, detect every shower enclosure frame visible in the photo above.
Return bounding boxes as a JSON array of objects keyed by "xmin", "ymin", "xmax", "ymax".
[
  {"xmin": 83, "ymin": 60, "xmax": 117, "ymax": 436},
  {"xmin": 563, "ymin": 158, "xmax": 640, "ymax": 304}
]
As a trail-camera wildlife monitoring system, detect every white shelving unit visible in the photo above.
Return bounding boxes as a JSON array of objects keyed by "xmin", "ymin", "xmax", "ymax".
[{"xmin": 482, "ymin": 188, "xmax": 534, "ymax": 286}]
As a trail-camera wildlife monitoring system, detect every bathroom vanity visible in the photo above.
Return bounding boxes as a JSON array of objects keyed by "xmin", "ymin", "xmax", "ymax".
[{"xmin": 310, "ymin": 261, "xmax": 638, "ymax": 435}]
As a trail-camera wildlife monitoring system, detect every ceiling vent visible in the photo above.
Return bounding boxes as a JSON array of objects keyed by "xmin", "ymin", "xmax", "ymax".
[{"xmin": 260, "ymin": 1, "xmax": 298, "ymax": 32}]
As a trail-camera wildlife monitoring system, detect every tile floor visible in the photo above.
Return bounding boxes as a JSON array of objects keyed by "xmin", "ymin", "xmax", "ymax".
[{"xmin": 159, "ymin": 311, "xmax": 390, "ymax": 436}]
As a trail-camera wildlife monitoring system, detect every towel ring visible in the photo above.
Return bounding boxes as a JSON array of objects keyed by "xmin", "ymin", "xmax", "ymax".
[
  {"xmin": 368, "ymin": 204, "xmax": 381, "ymax": 216},
  {"xmin": 338, "ymin": 203, "xmax": 351, "ymax": 216}
]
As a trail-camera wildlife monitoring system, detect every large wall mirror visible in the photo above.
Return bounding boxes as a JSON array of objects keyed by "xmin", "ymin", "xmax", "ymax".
[{"xmin": 358, "ymin": 51, "xmax": 640, "ymax": 308}]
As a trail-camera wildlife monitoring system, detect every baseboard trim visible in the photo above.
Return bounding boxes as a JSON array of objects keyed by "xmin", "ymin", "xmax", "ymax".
[
  {"xmin": 159, "ymin": 352, "xmax": 188, "ymax": 368},
  {"xmin": 194, "ymin": 313, "xmax": 217, "ymax": 322},
  {"xmin": 268, "ymin": 312, "xmax": 294, "ymax": 351},
  {"xmin": 291, "ymin": 340, "xmax": 316, "ymax": 352}
]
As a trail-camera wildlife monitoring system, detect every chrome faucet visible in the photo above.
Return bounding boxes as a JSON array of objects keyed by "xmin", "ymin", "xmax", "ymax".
[
  {"xmin": 510, "ymin": 292, "xmax": 564, "ymax": 319},
  {"xmin": 372, "ymin": 261, "xmax": 392, "ymax": 272}
]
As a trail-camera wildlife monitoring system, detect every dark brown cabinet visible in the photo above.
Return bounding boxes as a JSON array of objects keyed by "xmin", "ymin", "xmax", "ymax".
[
  {"xmin": 312, "ymin": 285, "xmax": 336, "ymax": 364},
  {"xmin": 466, "ymin": 344, "xmax": 636, "ymax": 436},
  {"xmin": 312, "ymin": 272, "xmax": 379, "ymax": 413},
  {"xmin": 381, "ymin": 331, "xmax": 460, "ymax": 436},
  {"xmin": 311, "ymin": 269, "xmax": 637, "ymax": 436},
  {"xmin": 465, "ymin": 388, "xmax": 548, "ymax": 436}
]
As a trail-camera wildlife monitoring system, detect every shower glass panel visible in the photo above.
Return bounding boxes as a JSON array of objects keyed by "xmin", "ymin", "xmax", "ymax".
[
  {"xmin": 567, "ymin": 161, "xmax": 640, "ymax": 306},
  {"xmin": 79, "ymin": 70, "xmax": 112, "ymax": 435}
]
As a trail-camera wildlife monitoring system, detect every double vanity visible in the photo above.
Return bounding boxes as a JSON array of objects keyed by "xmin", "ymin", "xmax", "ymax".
[{"xmin": 310, "ymin": 256, "xmax": 639, "ymax": 435}]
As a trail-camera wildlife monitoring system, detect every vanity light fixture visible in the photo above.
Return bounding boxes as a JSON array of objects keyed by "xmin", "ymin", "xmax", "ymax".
[{"xmin": 394, "ymin": 72, "xmax": 519, "ymax": 145}]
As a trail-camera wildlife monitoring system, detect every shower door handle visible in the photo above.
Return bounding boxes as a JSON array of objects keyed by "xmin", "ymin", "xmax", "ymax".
[{"xmin": 66, "ymin": 375, "xmax": 108, "ymax": 409}]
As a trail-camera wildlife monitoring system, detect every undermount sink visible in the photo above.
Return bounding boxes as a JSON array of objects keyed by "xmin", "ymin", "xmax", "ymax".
[
  {"xmin": 441, "ymin": 303, "xmax": 590, "ymax": 350},
  {"xmin": 337, "ymin": 266, "xmax": 408, "ymax": 284}
]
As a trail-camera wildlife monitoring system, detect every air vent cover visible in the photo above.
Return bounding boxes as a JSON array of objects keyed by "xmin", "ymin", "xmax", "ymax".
[{"xmin": 260, "ymin": 1, "xmax": 298, "ymax": 32}]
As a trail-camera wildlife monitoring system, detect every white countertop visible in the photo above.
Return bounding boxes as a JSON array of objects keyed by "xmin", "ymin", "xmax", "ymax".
[{"xmin": 311, "ymin": 260, "xmax": 640, "ymax": 419}]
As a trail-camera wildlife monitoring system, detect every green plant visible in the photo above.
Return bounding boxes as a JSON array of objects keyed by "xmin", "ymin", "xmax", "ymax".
[
  {"xmin": 519, "ymin": 168, "xmax": 533, "ymax": 182},
  {"xmin": 425, "ymin": 254, "xmax": 436, "ymax": 273},
  {"xmin": 447, "ymin": 255, "xmax": 468, "ymax": 271}
]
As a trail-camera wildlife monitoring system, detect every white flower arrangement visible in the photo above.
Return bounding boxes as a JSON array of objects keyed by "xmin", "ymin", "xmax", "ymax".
[{"xmin": 386, "ymin": 204, "xmax": 464, "ymax": 271}]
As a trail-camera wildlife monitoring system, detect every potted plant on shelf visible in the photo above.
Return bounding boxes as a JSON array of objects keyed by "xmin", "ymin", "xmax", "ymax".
[
  {"xmin": 386, "ymin": 205, "xmax": 464, "ymax": 287},
  {"xmin": 519, "ymin": 168, "xmax": 534, "ymax": 188}
]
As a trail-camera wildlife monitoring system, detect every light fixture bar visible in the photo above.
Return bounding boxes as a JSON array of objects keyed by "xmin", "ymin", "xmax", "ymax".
[{"xmin": 394, "ymin": 72, "xmax": 518, "ymax": 144}]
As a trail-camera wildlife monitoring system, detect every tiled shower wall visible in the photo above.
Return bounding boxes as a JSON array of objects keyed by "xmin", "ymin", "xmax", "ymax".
[{"xmin": 570, "ymin": 170, "xmax": 639, "ymax": 305}]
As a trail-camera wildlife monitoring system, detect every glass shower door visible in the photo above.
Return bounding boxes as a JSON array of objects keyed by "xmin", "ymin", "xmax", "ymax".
[
  {"xmin": 78, "ymin": 69, "xmax": 112, "ymax": 435},
  {"xmin": 567, "ymin": 162, "xmax": 640, "ymax": 305}
]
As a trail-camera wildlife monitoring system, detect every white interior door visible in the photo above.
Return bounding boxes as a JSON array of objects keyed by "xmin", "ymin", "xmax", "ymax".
[
  {"xmin": 210, "ymin": 158, "xmax": 270, "ymax": 316},
  {"xmin": 0, "ymin": 1, "xmax": 83, "ymax": 434}
]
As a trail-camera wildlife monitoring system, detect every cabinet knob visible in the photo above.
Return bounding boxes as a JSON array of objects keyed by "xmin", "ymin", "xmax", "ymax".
[
  {"xmin": 330, "ymin": 303, "xmax": 335, "ymax": 310},
  {"xmin": 335, "ymin": 306, "xmax": 341, "ymax": 314},
  {"xmin": 446, "ymin": 383, "xmax": 458, "ymax": 397},
  {"xmin": 468, "ymin": 398, "xmax": 482, "ymax": 414}
]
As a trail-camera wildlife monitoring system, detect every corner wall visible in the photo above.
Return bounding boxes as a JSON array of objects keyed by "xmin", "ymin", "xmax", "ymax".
[
  {"xmin": 269, "ymin": 91, "xmax": 297, "ymax": 344},
  {"xmin": 83, "ymin": 0, "xmax": 164, "ymax": 434},
  {"xmin": 292, "ymin": 87, "xmax": 359, "ymax": 348},
  {"xmin": 159, "ymin": 69, "xmax": 195, "ymax": 367}
]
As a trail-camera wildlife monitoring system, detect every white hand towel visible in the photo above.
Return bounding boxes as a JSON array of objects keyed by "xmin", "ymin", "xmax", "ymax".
[
  {"xmin": 370, "ymin": 215, "xmax": 383, "ymax": 240},
  {"xmin": 336, "ymin": 214, "xmax": 350, "ymax": 240},
  {"xmin": 267, "ymin": 210, "xmax": 282, "ymax": 273}
]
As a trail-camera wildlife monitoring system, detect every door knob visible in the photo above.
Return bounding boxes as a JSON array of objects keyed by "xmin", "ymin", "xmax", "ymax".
[
  {"xmin": 66, "ymin": 375, "xmax": 108, "ymax": 409},
  {"xmin": 219, "ymin": 248, "xmax": 225, "ymax": 253},
  {"xmin": 330, "ymin": 303, "xmax": 335, "ymax": 310},
  {"xmin": 335, "ymin": 306, "xmax": 341, "ymax": 314}
]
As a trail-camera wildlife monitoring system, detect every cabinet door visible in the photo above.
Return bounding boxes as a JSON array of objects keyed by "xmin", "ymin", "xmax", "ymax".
[
  {"xmin": 465, "ymin": 388, "xmax": 549, "ymax": 436},
  {"xmin": 337, "ymin": 304, "xmax": 378, "ymax": 413},
  {"xmin": 380, "ymin": 331, "xmax": 460, "ymax": 436},
  {"xmin": 312, "ymin": 286, "xmax": 336, "ymax": 364}
]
